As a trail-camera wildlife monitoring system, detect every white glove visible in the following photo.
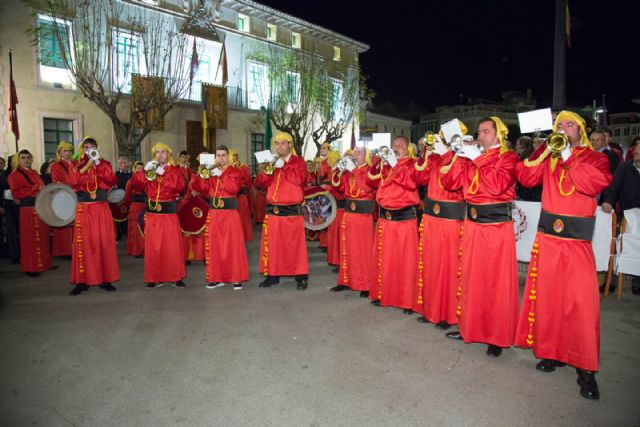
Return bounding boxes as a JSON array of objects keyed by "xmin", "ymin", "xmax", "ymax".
[
  {"xmin": 211, "ymin": 167, "xmax": 222, "ymax": 177},
  {"xmin": 144, "ymin": 161, "xmax": 157, "ymax": 171},
  {"xmin": 434, "ymin": 135, "xmax": 449, "ymax": 156},
  {"xmin": 560, "ymin": 146, "xmax": 572, "ymax": 162},
  {"xmin": 386, "ymin": 150, "xmax": 398, "ymax": 168},
  {"xmin": 274, "ymin": 158, "xmax": 285, "ymax": 169},
  {"xmin": 345, "ymin": 158, "xmax": 356, "ymax": 172},
  {"xmin": 156, "ymin": 165, "xmax": 165, "ymax": 176},
  {"xmin": 458, "ymin": 144, "xmax": 482, "ymax": 161},
  {"xmin": 335, "ymin": 162, "xmax": 345, "ymax": 172},
  {"xmin": 93, "ymin": 159, "xmax": 101, "ymax": 166}
]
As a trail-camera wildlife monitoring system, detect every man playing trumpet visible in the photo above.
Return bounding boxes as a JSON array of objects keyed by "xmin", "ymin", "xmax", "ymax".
[
  {"xmin": 130, "ymin": 143, "xmax": 187, "ymax": 289},
  {"xmin": 255, "ymin": 132, "xmax": 309, "ymax": 290},
  {"xmin": 192, "ymin": 146, "xmax": 249, "ymax": 290}
]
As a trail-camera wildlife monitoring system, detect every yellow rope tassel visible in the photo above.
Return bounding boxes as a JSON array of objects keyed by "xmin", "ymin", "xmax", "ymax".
[
  {"xmin": 526, "ymin": 239, "xmax": 541, "ymax": 346},
  {"xmin": 416, "ymin": 219, "xmax": 425, "ymax": 305},
  {"xmin": 376, "ymin": 220, "xmax": 385, "ymax": 300}
]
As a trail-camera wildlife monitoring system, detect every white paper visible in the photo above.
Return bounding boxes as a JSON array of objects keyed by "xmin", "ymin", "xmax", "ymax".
[
  {"xmin": 617, "ymin": 208, "xmax": 640, "ymax": 276},
  {"xmin": 518, "ymin": 108, "xmax": 553, "ymax": 134},
  {"xmin": 369, "ymin": 133, "xmax": 391, "ymax": 151},
  {"xmin": 254, "ymin": 150, "xmax": 273, "ymax": 164},
  {"xmin": 199, "ymin": 153, "xmax": 216, "ymax": 167},
  {"xmin": 440, "ymin": 119, "xmax": 463, "ymax": 143}
]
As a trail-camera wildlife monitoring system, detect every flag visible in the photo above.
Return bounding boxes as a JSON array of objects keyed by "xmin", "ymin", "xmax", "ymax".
[
  {"xmin": 350, "ymin": 124, "xmax": 356, "ymax": 150},
  {"xmin": 189, "ymin": 38, "xmax": 199, "ymax": 92},
  {"xmin": 565, "ymin": 0, "xmax": 572, "ymax": 49},
  {"xmin": 264, "ymin": 108, "xmax": 272, "ymax": 150},
  {"xmin": 8, "ymin": 50, "xmax": 20, "ymax": 145},
  {"xmin": 215, "ymin": 40, "xmax": 228, "ymax": 87},
  {"xmin": 202, "ymin": 89, "xmax": 208, "ymax": 149}
]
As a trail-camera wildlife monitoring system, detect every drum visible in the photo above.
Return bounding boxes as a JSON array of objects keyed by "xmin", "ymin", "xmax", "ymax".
[
  {"xmin": 107, "ymin": 188, "xmax": 125, "ymax": 203},
  {"xmin": 178, "ymin": 196, "xmax": 209, "ymax": 235},
  {"xmin": 109, "ymin": 201, "xmax": 129, "ymax": 222},
  {"xmin": 302, "ymin": 186, "xmax": 336, "ymax": 231},
  {"xmin": 35, "ymin": 183, "xmax": 77, "ymax": 227}
]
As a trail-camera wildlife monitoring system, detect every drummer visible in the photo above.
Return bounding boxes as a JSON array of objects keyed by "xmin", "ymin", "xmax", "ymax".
[
  {"xmin": 124, "ymin": 161, "xmax": 145, "ymax": 257},
  {"xmin": 177, "ymin": 151, "xmax": 205, "ymax": 265},
  {"xmin": 49, "ymin": 141, "xmax": 75, "ymax": 259},
  {"xmin": 7, "ymin": 149, "xmax": 56, "ymax": 277}
]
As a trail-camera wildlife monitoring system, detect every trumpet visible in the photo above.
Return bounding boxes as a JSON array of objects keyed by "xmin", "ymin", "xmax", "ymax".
[
  {"xmin": 145, "ymin": 161, "xmax": 160, "ymax": 181},
  {"xmin": 449, "ymin": 134, "xmax": 479, "ymax": 155},
  {"xmin": 372, "ymin": 146, "xmax": 392, "ymax": 159},
  {"xmin": 546, "ymin": 132, "xmax": 569, "ymax": 156},
  {"xmin": 87, "ymin": 148, "xmax": 100, "ymax": 161},
  {"xmin": 198, "ymin": 162, "xmax": 222, "ymax": 179},
  {"xmin": 335, "ymin": 155, "xmax": 353, "ymax": 172},
  {"xmin": 424, "ymin": 131, "xmax": 437, "ymax": 151},
  {"xmin": 263, "ymin": 155, "xmax": 283, "ymax": 175}
]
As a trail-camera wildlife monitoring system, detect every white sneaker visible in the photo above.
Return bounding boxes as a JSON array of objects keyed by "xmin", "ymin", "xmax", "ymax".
[
  {"xmin": 206, "ymin": 282, "xmax": 225, "ymax": 289},
  {"xmin": 233, "ymin": 283, "xmax": 243, "ymax": 291}
]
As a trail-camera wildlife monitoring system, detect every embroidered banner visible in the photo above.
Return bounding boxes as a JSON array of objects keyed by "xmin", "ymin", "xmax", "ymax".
[
  {"xmin": 132, "ymin": 75, "xmax": 165, "ymax": 131},
  {"xmin": 202, "ymin": 83, "xmax": 227, "ymax": 129}
]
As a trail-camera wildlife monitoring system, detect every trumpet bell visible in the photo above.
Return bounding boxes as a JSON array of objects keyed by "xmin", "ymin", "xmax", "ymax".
[
  {"xmin": 198, "ymin": 166, "xmax": 211, "ymax": 179},
  {"xmin": 424, "ymin": 131, "xmax": 436, "ymax": 150},
  {"xmin": 145, "ymin": 169, "xmax": 157, "ymax": 181},
  {"xmin": 547, "ymin": 132, "xmax": 569, "ymax": 155}
]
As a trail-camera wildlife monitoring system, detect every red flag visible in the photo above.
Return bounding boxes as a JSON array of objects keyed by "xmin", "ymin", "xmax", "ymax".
[
  {"xmin": 350, "ymin": 124, "xmax": 356, "ymax": 150},
  {"xmin": 189, "ymin": 38, "xmax": 199, "ymax": 85},
  {"xmin": 8, "ymin": 50, "xmax": 19, "ymax": 141}
]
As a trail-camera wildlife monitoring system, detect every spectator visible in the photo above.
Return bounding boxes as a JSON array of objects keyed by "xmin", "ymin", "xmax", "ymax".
[
  {"xmin": 625, "ymin": 136, "xmax": 640, "ymax": 161},
  {"xmin": 40, "ymin": 161, "xmax": 52, "ymax": 185},
  {"xmin": 603, "ymin": 128, "xmax": 624, "ymax": 163},
  {"xmin": 532, "ymin": 133, "xmax": 547, "ymax": 151},
  {"xmin": 1, "ymin": 154, "xmax": 20, "ymax": 263},
  {"xmin": 601, "ymin": 144, "xmax": 640, "ymax": 295},
  {"xmin": 590, "ymin": 130, "xmax": 619, "ymax": 175},
  {"xmin": 515, "ymin": 136, "xmax": 542, "ymax": 202}
]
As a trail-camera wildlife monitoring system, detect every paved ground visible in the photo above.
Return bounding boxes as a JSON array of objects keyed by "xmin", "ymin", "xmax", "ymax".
[{"xmin": 1, "ymin": 227, "xmax": 639, "ymax": 427}]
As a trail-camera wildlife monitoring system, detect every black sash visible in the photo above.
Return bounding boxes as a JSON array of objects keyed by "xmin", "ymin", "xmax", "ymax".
[
  {"xmin": 379, "ymin": 205, "xmax": 417, "ymax": 221},
  {"xmin": 336, "ymin": 199, "xmax": 345, "ymax": 209},
  {"xmin": 423, "ymin": 198, "xmax": 466, "ymax": 221},
  {"xmin": 131, "ymin": 194, "xmax": 146, "ymax": 203},
  {"xmin": 466, "ymin": 202, "xmax": 513, "ymax": 224},
  {"xmin": 238, "ymin": 187, "xmax": 248, "ymax": 196},
  {"xmin": 537, "ymin": 210, "xmax": 595, "ymax": 241},
  {"xmin": 267, "ymin": 204, "xmax": 302, "ymax": 216},
  {"xmin": 145, "ymin": 201, "xmax": 177, "ymax": 214},
  {"xmin": 77, "ymin": 189, "xmax": 109, "ymax": 202},
  {"xmin": 19, "ymin": 197, "xmax": 36, "ymax": 207},
  {"xmin": 16, "ymin": 168, "xmax": 34, "ymax": 185},
  {"xmin": 345, "ymin": 199, "xmax": 374, "ymax": 214},
  {"xmin": 209, "ymin": 197, "xmax": 238, "ymax": 210}
]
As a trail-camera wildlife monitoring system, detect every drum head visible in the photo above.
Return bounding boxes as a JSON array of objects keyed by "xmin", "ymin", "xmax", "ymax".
[
  {"xmin": 51, "ymin": 191, "xmax": 76, "ymax": 223},
  {"xmin": 302, "ymin": 187, "xmax": 336, "ymax": 231},
  {"xmin": 109, "ymin": 201, "xmax": 129, "ymax": 222},
  {"xmin": 35, "ymin": 183, "xmax": 77, "ymax": 227},
  {"xmin": 107, "ymin": 188, "xmax": 125, "ymax": 203},
  {"xmin": 178, "ymin": 196, "xmax": 209, "ymax": 235}
]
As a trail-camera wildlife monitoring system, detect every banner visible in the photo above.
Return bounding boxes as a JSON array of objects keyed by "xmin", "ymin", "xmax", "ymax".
[
  {"xmin": 202, "ymin": 83, "xmax": 227, "ymax": 129},
  {"xmin": 513, "ymin": 201, "xmax": 612, "ymax": 271},
  {"xmin": 132, "ymin": 75, "xmax": 165, "ymax": 131}
]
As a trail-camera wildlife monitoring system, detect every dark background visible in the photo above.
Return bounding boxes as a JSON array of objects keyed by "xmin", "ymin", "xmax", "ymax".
[{"xmin": 260, "ymin": 0, "xmax": 639, "ymax": 112}]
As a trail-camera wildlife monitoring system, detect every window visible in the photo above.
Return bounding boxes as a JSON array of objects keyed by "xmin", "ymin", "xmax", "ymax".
[
  {"xmin": 333, "ymin": 46, "xmax": 341, "ymax": 62},
  {"xmin": 291, "ymin": 32, "xmax": 301, "ymax": 49},
  {"xmin": 37, "ymin": 15, "xmax": 74, "ymax": 86},
  {"xmin": 624, "ymin": 127, "xmax": 630, "ymax": 136},
  {"xmin": 112, "ymin": 29, "xmax": 145, "ymax": 93},
  {"xmin": 43, "ymin": 118, "xmax": 73, "ymax": 162},
  {"xmin": 247, "ymin": 61, "xmax": 270, "ymax": 110},
  {"xmin": 267, "ymin": 23, "xmax": 277, "ymax": 41},
  {"xmin": 330, "ymin": 79, "xmax": 344, "ymax": 120},
  {"xmin": 401, "ymin": 129, "xmax": 405, "ymax": 136},
  {"xmin": 614, "ymin": 129, "xmax": 620, "ymax": 137},
  {"xmin": 250, "ymin": 133, "xmax": 265, "ymax": 175},
  {"xmin": 286, "ymin": 71, "xmax": 301, "ymax": 108},
  {"xmin": 237, "ymin": 14, "xmax": 250, "ymax": 32}
]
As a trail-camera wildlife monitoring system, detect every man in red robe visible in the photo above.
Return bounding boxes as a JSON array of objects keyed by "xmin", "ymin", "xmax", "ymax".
[
  {"xmin": 330, "ymin": 146, "xmax": 375, "ymax": 297},
  {"xmin": 7, "ymin": 150, "xmax": 55, "ymax": 277},
  {"xmin": 515, "ymin": 111, "xmax": 611, "ymax": 400},
  {"xmin": 49, "ymin": 141, "xmax": 75, "ymax": 258},
  {"xmin": 413, "ymin": 124, "xmax": 468, "ymax": 330},
  {"xmin": 441, "ymin": 117, "xmax": 519, "ymax": 357},
  {"xmin": 192, "ymin": 145, "xmax": 249, "ymax": 290},
  {"xmin": 177, "ymin": 151, "xmax": 205, "ymax": 264},
  {"xmin": 66, "ymin": 137, "xmax": 120, "ymax": 295},
  {"xmin": 130, "ymin": 143, "xmax": 186, "ymax": 288},
  {"xmin": 255, "ymin": 132, "xmax": 309, "ymax": 290},
  {"xmin": 230, "ymin": 149, "xmax": 254, "ymax": 242},
  {"xmin": 368, "ymin": 136, "xmax": 419, "ymax": 311},
  {"xmin": 124, "ymin": 161, "xmax": 145, "ymax": 257},
  {"xmin": 327, "ymin": 150, "xmax": 346, "ymax": 269}
]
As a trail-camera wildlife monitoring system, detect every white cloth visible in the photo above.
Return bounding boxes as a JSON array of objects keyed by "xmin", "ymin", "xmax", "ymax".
[
  {"xmin": 156, "ymin": 165, "xmax": 165, "ymax": 176},
  {"xmin": 211, "ymin": 167, "xmax": 222, "ymax": 177},
  {"xmin": 385, "ymin": 151, "xmax": 398, "ymax": 167},
  {"xmin": 144, "ymin": 161, "xmax": 157, "ymax": 171},
  {"xmin": 345, "ymin": 158, "xmax": 356, "ymax": 172},
  {"xmin": 560, "ymin": 146, "xmax": 572, "ymax": 161},
  {"xmin": 459, "ymin": 144, "xmax": 481, "ymax": 161},
  {"xmin": 274, "ymin": 158, "xmax": 285, "ymax": 169},
  {"xmin": 617, "ymin": 208, "xmax": 640, "ymax": 276}
]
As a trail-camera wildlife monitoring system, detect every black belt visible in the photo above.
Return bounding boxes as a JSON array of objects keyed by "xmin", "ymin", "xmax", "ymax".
[
  {"xmin": 538, "ymin": 210, "xmax": 595, "ymax": 241},
  {"xmin": 424, "ymin": 198, "xmax": 466, "ymax": 221},
  {"xmin": 145, "ymin": 201, "xmax": 177, "ymax": 214},
  {"xmin": 238, "ymin": 187, "xmax": 247, "ymax": 195},
  {"xmin": 319, "ymin": 180, "xmax": 330, "ymax": 186},
  {"xmin": 19, "ymin": 197, "xmax": 36, "ymax": 207},
  {"xmin": 379, "ymin": 205, "xmax": 417, "ymax": 221},
  {"xmin": 131, "ymin": 194, "xmax": 146, "ymax": 203},
  {"xmin": 336, "ymin": 199, "xmax": 345, "ymax": 209},
  {"xmin": 209, "ymin": 197, "xmax": 238, "ymax": 210},
  {"xmin": 466, "ymin": 202, "xmax": 513, "ymax": 223},
  {"xmin": 267, "ymin": 204, "xmax": 302, "ymax": 216},
  {"xmin": 77, "ymin": 189, "xmax": 109, "ymax": 202},
  {"xmin": 345, "ymin": 199, "xmax": 374, "ymax": 214}
]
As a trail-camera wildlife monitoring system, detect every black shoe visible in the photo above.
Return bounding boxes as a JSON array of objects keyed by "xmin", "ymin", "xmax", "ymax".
[
  {"xmin": 330, "ymin": 285, "xmax": 347, "ymax": 292},
  {"xmin": 360, "ymin": 291, "xmax": 369, "ymax": 298},
  {"xmin": 435, "ymin": 321, "xmax": 452, "ymax": 330},
  {"xmin": 487, "ymin": 345, "xmax": 503, "ymax": 357},
  {"xmin": 370, "ymin": 300, "xmax": 381, "ymax": 307},
  {"xmin": 632, "ymin": 278, "xmax": 640, "ymax": 295},
  {"xmin": 185, "ymin": 261, "xmax": 192, "ymax": 266},
  {"xmin": 173, "ymin": 281, "xmax": 186, "ymax": 288},
  {"xmin": 99, "ymin": 283, "xmax": 117, "ymax": 292},
  {"xmin": 402, "ymin": 309, "xmax": 413, "ymax": 314},
  {"xmin": 416, "ymin": 316, "xmax": 431, "ymax": 324},
  {"xmin": 446, "ymin": 330, "xmax": 463, "ymax": 340},
  {"xmin": 536, "ymin": 359, "xmax": 566, "ymax": 373},
  {"xmin": 69, "ymin": 283, "xmax": 89, "ymax": 295},
  {"xmin": 296, "ymin": 280, "xmax": 308, "ymax": 290},
  {"xmin": 331, "ymin": 267, "xmax": 339, "ymax": 273},
  {"xmin": 25, "ymin": 272, "xmax": 42, "ymax": 277},
  {"xmin": 598, "ymin": 284, "xmax": 607, "ymax": 294},
  {"xmin": 259, "ymin": 277, "xmax": 279, "ymax": 288},
  {"xmin": 49, "ymin": 265, "xmax": 59, "ymax": 271},
  {"xmin": 577, "ymin": 369, "xmax": 600, "ymax": 400},
  {"xmin": 146, "ymin": 282, "xmax": 163, "ymax": 289}
]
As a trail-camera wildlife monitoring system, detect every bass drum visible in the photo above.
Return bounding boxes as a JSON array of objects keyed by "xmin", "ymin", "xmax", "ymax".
[
  {"xmin": 178, "ymin": 196, "xmax": 209, "ymax": 235},
  {"xmin": 302, "ymin": 186, "xmax": 336, "ymax": 231},
  {"xmin": 35, "ymin": 183, "xmax": 78, "ymax": 227}
]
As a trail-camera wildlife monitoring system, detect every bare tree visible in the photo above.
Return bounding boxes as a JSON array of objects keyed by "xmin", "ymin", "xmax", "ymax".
[{"xmin": 26, "ymin": 0, "xmax": 192, "ymax": 159}]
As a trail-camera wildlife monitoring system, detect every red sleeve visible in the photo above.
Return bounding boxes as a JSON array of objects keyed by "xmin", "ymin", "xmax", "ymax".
[
  {"xmin": 95, "ymin": 160, "xmax": 117, "ymax": 187},
  {"xmin": 330, "ymin": 170, "xmax": 345, "ymax": 195},
  {"xmin": 415, "ymin": 153, "xmax": 440, "ymax": 186},
  {"xmin": 130, "ymin": 170, "xmax": 146, "ymax": 193},
  {"xmin": 191, "ymin": 175, "xmax": 213, "ymax": 198},
  {"xmin": 515, "ymin": 145, "xmax": 547, "ymax": 188},
  {"xmin": 439, "ymin": 156, "xmax": 467, "ymax": 192},
  {"xmin": 124, "ymin": 180, "xmax": 134, "ymax": 205},
  {"xmin": 388, "ymin": 161, "xmax": 418, "ymax": 191},
  {"xmin": 254, "ymin": 171, "xmax": 273, "ymax": 188},
  {"xmin": 221, "ymin": 168, "xmax": 242, "ymax": 195},
  {"xmin": 472, "ymin": 151, "xmax": 518, "ymax": 196},
  {"xmin": 565, "ymin": 150, "xmax": 612, "ymax": 197},
  {"xmin": 282, "ymin": 157, "xmax": 307, "ymax": 187}
]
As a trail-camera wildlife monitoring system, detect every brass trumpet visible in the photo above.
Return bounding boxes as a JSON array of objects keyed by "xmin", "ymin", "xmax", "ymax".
[
  {"xmin": 264, "ymin": 155, "xmax": 282, "ymax": 175},
  {"xmin": 424, "ymin": 131, "xmax": 437, "ymax": 151},
  {"xmin": 87, "ymin": 148, "xmax": 100, "ymax": 161},
  {"xmin": 546, "ymin": 132, "xmax": 569, "ymax": 156},
  {"xmin": 198, "ymin": 162, "xmax": 223, "ymax": 179},
  {"xmin": 145, "ymin": 161, "xmax": 160, "ymax": 181}
]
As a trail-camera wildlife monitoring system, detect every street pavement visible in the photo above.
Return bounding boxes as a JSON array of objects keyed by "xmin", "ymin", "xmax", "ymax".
[{"xmin": 1, "ymin": 226, "xmax": 639, "ymax": 426}]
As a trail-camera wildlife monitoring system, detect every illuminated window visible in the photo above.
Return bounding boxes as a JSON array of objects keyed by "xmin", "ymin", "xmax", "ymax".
[
  {"xmin": 267, "ymin": 23, "xmax": 277, "ymax": 41},
  {"xmin": 333, "ymin": 46, "xmax": 341, "ymax": 62},
  {"xmin": 247, "ymin": 60, "xmax": 270, "ymax": 110},
  {"xmin": 37, "ymin": 15, "xmax": 74, "ymax": 87},
  {"xmin": 237, "ymin": 14, "xmax": 250, "ymax": 32},
  {"xmin": 291, "ymin": 32, "xmax": 301, "ymax": 49}
]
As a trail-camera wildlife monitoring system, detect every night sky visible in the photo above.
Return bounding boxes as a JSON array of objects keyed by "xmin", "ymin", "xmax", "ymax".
[{"xmin": 260, "ymin": 0, "xmax": 639, "ymax": 113}]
